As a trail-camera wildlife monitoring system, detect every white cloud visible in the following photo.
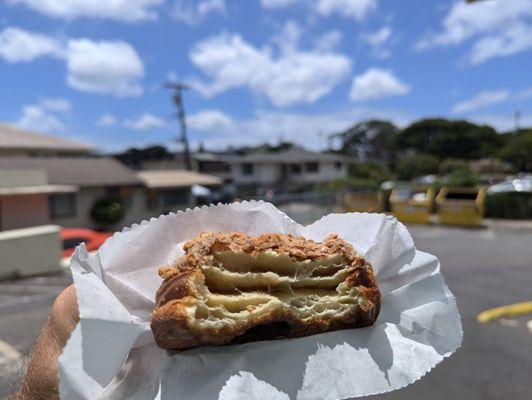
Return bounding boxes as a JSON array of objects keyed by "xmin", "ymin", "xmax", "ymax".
[
  {"xmin": 189, "ymin": 33, "xmax": 351, "ymax": 107},
  {"xmin": 172, "ymin": 0, "xmax": 226, "ymax": 25},
  {"xmin": 65, "ymin": 39, "xmax": 144, "ymax": 97},
  {"xmin": 365, "ymin": 26, "xmax": 391, "ymax": 47},
  {"xmin": 39, "ymin": 97, "xmax": 71, "ymax": 112},
  {"xmin": 97, "ymin": 113, "xmax": 117, "ymax": 127},
  {"xmin": 0, "ymin": 28, "xmax": 145, "ymax": 97},
  {"xmin": 468, "ymin": 23, "xmax": 532, "ymax": 65},
  {"xmin": 124, "ymin": 113, "xmax": 166, "ymax": 131},
  {"xmin": 188, "ymin": 109, "xmax": 234, "ymax": 131},
  {"xmin": 515, "ymin": 87, "xmax": 532, "ymax": 101},
  {"xmin": 363, "ymin": 25, "xmax": 392, "ymax": 59},
  {"xmin": 186, "ymin": 107, "xmax": 412, "ymax": 150},
  {"xmin": 14, "ymin": 98, "xmax": 71, "ymax": 133},
  {"xmin": 260, "ymin": 0, "xmax": 299, "ymax": 9},
  {"xmin": 349, "ymin": 68, "xmax": 409, "ymax": 102},
  {"xmin": 314, "ymin": 30, "xmax": 343, "ymax": 51},
  {"xmin": 316, "ymin": 0, "xmax": 377, "ymax": 21},
  {"xmin": 6, "ymin": 0, "xmax": 163, "ymax": 22},
  {"xmin": 417, "ymin": 0, "xmax": 532, "ymax": 64},
  {"xmin": 271, "ymin": 21, "xmax": 302, "ymax": 54},
  {"xmin": 452, "ymin": 90, "xmax": 510, "ymax": 114},
  {"xmin": 0, "ymin": 27, "xmax": 63, "ymax": 62}
]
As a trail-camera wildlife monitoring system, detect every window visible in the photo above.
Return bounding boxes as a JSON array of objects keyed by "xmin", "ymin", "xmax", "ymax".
[
  {"xmin": 148, "ymin": 188, "xmax": 189, "ymax": 209},
  {"xmin": 241, "ymin": 163, "xmax": 254, "ymax": 175},
  {"xmin": 305, "ymin": 162, "xmax": 319, "ymax": 173},
  {"xmin": 49, "ymin": 193, "xmax": 77, "ymax": 218},
  {"xmin": 290, "ymin": 164, "xmax": 302, "ymax": 174},
  {"xmin": 334, "ymin": 161, "xmax": 343, "ymax": 170}
]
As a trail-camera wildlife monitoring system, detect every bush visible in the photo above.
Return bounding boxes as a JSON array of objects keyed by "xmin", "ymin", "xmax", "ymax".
[
  {"xmin": 443, "ymin": 169, "xmax": 479, "ymax": 187},
  {"xmin": 396, "ymin": 154, "xmax": 439, "ymax": 180},
  {"xmin": 439, "ymin": 158, "xmax": 469, "ymax": 175},
  {"xmin": 90, "ymin": 197, "xmax": 125, "ymax": 226},
  {"xmin": 348, "ymin": 161, "xmax": 391, "ymax": 182},
  {"xmin": 485, "ymin": 192, "xmax": 532, "ymax": 219}
]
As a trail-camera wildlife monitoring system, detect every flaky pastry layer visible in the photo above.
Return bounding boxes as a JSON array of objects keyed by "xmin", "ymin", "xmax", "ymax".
[{"xmin": 151, "ymin": 232, "xmax": 381, "ymax": 350}]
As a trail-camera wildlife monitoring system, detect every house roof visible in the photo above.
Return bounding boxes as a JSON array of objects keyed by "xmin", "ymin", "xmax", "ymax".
[
  {"xmin": 229, "ymin": 150, "xmax": 346, "ymax": 164},
  {"xmin": 192, "ymin": 152, "xmax": 231, "ymax": 162},
  {"xmin": 0, "ymin": 169, "xmax": 78, "ymax": 196},
  {"xmin": 137, "ymin": 169, "xmax": 222, "ymax": 189},
  {"xmin": 0, "ymin": 157, "xmax": 142, "ymax": 187},
  {"xmin": 0, "ymin": 124, "xmax": 93, "ymax": 154}
]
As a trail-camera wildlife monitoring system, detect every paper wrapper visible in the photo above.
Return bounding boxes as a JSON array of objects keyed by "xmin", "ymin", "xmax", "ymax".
[{"xmin": 59, "ymin": 201, "xmax": 462, "ymax": 400}]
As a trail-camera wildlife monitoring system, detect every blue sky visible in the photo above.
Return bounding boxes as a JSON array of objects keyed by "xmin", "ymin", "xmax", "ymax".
[{"xmin": 1, "ymin": 0, "xmax": 531, "ymax": 152}]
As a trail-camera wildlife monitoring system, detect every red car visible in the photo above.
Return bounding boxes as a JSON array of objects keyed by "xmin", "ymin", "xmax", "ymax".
[{"xmin": 61, "ymin": 228, "xmax": 113, "ymax": 257}]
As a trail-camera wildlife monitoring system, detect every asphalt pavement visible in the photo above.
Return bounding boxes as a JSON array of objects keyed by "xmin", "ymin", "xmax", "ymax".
[{"xmin": 0, "ymin": 221, "xmax": 531, "ymax": 399}]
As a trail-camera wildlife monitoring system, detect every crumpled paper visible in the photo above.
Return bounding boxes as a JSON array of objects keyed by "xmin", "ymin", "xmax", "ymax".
[{"xmin": 59, "ymin": 201, "xmax": 462, "ymax": 400}]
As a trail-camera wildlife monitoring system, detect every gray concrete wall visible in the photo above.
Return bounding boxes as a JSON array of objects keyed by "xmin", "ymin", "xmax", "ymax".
[{"xmin": 0, "ymin": 225, "xmax": 61, "ymax": 278}]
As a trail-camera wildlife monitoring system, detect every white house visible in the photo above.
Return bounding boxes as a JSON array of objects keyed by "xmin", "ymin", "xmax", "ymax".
[{"xmin": 228, "ymin": 150, "xmax": 348, "ymax": 194}]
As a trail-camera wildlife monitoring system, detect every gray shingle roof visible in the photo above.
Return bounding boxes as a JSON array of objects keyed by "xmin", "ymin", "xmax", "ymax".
[
  {"xmin": 0, "ymin": 124, "xmax": 93, "ymax": 153},
  {"xmin": 0, "ymin": 157, "xmax": 141, "ymax": 187},
  {"xmin": 229, "ymin": 150, "xmax": 346, "ymax": 163}
]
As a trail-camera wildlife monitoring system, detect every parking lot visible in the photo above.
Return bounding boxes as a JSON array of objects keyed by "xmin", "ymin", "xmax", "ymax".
[{"xmin": 1, "ymin": 220, "xmax": 531, "ymax": 399}]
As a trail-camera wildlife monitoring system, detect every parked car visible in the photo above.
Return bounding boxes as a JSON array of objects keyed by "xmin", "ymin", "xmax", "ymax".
[{"xmin": 61, "ymin": 228, "xmax": 113, "ymax": 257}]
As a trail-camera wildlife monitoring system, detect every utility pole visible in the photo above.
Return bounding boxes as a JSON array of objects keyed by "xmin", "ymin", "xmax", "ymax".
[
  {"xmin": 514, "ymin": 110, "xmax": 521, "ymax": 133},
  {"xmin": 165, "ymin": 82, "xmax": 192, "ymax": 171}
]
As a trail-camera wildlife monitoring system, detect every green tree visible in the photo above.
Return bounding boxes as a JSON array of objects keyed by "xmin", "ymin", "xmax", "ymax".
[
  {"xmin": 396, "ymin": 154, "xmax": 440, "ymax": 180},
  {"xmin": 498, "ymin": 129, "xmax": 532, "ymax": 171},
  {"xmin": 397, "ymin": 118, "xmax": 503, "ymax": 160},
  {"xmin": 332, "ymin": 120, "xmax": 399, "ymax": 168},
  {"xmin": 439, "ymin": 158, "xmax": 469, "ymax": 175}
]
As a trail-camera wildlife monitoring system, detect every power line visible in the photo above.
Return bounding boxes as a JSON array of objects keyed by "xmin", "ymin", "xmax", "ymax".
[{"xmin": 164, "ymin": 81, "xmax": 192, "ymax": 171}]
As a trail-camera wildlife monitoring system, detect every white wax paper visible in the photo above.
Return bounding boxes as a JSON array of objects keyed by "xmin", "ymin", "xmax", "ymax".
[{"xmin": 59, "ymin": 201, "xmax": 462, "ymax": 400}]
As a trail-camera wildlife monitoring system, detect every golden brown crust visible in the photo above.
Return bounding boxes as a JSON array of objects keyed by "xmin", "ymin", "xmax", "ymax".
[{"xmin": 151, "ymin": 232, "xmax": 381, "ymax": 350}]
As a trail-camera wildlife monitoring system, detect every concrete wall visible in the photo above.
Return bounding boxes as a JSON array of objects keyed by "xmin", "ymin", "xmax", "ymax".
[
  {"xmin": 0, "ymin": 194, "xmax": 50, "ymax": 230},
  {"xmin": 0, "ymin": 225, "xmax": 62, "ymax": 278}
]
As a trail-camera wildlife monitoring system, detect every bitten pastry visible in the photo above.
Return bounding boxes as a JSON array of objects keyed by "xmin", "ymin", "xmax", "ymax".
[{"xmin": 151, "ymin": 232, "xmax": 381, "ymax": 350}]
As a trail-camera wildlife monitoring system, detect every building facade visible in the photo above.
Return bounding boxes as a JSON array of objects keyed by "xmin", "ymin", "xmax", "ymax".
[{"xmin": 229, "ymin": 150, "xmax": 348, "ymax": 195}]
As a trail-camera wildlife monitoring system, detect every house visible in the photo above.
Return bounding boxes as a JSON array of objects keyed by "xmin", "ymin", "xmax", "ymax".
[
  {"xmin": 192, "ymin": 152, "xmax": 233, "ymax": 183},
  {"xmin": 0, "ymin": 156, "xmax": 143, "ymax": 229},
  {"xmin": 228, "ymin": 150, "xmax": 348, "ymax": 195},
  {"xmin": 0, "ymin": 124, "xmax": 93, "ymax": 156},
  {"xmin": 137, "ymin": 169, "xmax": 222, "ymax": 216},
  {"xmin": 0, "ymin": 169, "xmax": 77, "ymax": 231}
]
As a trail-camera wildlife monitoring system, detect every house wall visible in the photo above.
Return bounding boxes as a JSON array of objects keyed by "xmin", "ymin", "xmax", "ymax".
[
  {"xmin": 231, "ymin": 161, "xmax": 347, "ymax": 186},
  {"xmin": 50, "ymin": 186, "xmax": 105, "ymax": 229},
  {"xmin": 49, "ymin": 185, "xmax": 196, "ymax": 230},
  {"xmin": 231, "ymin": 163, "xmax": 282, "ymax": 185},
  {"xmin": 0, "ymin": 194, "xmax": 50, "ymax": 231},
  {"xmin": 292, "ymin": 161, "xmax": 347, "ymax": 183},
  {"xmin": 121, "ymin": 187, "xmax": 194, "ymax": 228}
]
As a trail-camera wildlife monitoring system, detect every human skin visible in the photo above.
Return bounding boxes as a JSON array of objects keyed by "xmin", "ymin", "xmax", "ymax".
[{"xmin": 12, "ymin": 285, "xmax": 79, "ymax": 400}]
